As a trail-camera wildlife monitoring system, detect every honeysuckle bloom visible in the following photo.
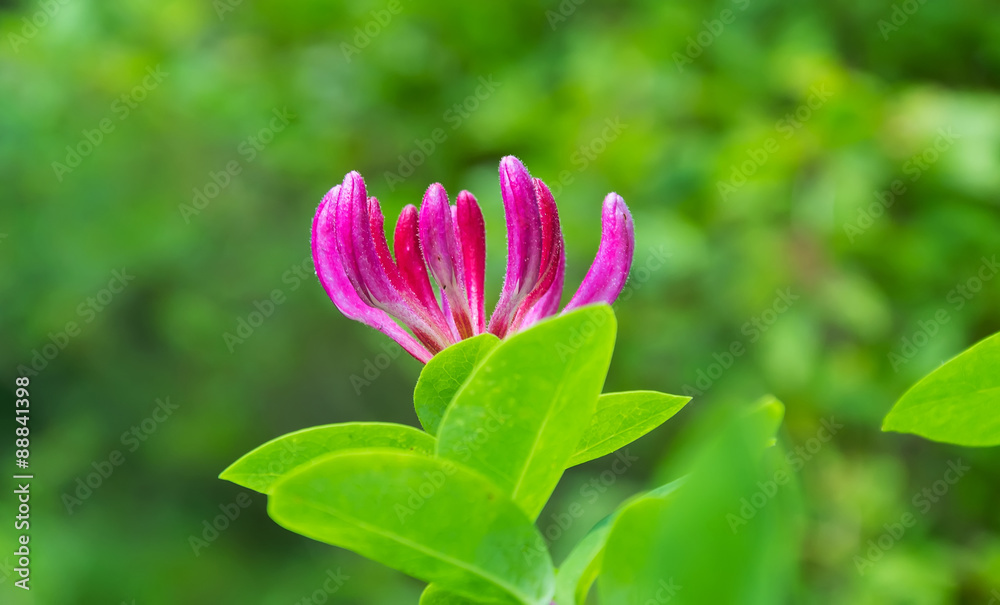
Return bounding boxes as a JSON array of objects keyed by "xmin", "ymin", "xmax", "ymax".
[{"xmin": 312, "ymin": 156, "xmax": 634, "ymax": 363}]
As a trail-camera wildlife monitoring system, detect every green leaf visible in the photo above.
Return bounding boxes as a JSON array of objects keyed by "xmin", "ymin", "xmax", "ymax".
[
  {"xmin": 268, "ymin": 449, "xmax": 555, "ymax": 605},
  {"xmin": 436, "ymin": 305, "xmax": 617, "ymax": 519},
  {"xmin": 554, "ymin": 523, "xmax": 608, "ymax": 605},
  {"xmin": 554, "ymin": 479, "xmax": 685, "ymax": 605},
  {"xmin": 415, "ymin": 333, "xmax": 500, "ymax": 435},
  {"xmin": 219, "ymin": 422, "xmax": 435, "ymax": 494},
  {"xmin": 567, "ymin": 391, "xmax": 691, "ymax": 467},
  {"xmin": 883, "ymin": 331, "xmax": 1000, "ymax": 446},
  {"xmin": 598, "ymin": 402, "xmax": 801, "ymax": 604},
  {"xmin": 420, "ymin": 584, "xmax": 507, "ymax": 604}
]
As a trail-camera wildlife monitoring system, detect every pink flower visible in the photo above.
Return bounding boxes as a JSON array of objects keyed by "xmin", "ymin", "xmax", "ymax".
[{"xmin": 311, "ymin": 156, "xmax": 635, "ymax": 363}]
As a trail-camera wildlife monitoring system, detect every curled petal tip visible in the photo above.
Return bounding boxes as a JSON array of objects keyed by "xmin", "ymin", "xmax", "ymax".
[
  {"xmin": 456, "ymin": 190, "xmax": 486, "ymax": 333},
  {"xmin": 563, "ymin": 192, "xmax": 635, "ymax": 312},
  {"xmin": 311, "ymin": 179, "xmax": 434, "ymax": 363},
  {"xmin": 489, "ymin": 156, "xmax": 543, "ymax": 336}
]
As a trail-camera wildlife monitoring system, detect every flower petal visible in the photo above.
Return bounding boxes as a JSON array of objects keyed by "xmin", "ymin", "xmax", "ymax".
[
  {"xmin": 311, "ymin": 185, "xmax": 433, "ymax": 363},
  {"xmin": 564, "ymin": 192, "xmax": 635, "ymax": 312},
  {"xmin": 393, "ymin": 204, "xmax": 445, "ymax": 319},
  {"xmin": 487, "ymin": 156, "xmax": 543, "ymax": 336},
  {"xmin": 508, "ymin": 178, "xmax": 565, "ymax": 332},
  {"xmin": 419, "ymin": 184, "xmax": 474, "ymax": 339},
  {"xmin": 455, "ymin": 190, "xmax": 486, "ymax": 334},
  {"xmin": 335, "ymin": 172, "xmax": 451, "ymax": 353}
]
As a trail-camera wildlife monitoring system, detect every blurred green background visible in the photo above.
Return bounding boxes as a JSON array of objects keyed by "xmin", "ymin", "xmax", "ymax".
[{"xmin": 2, "ymin": 0, "xmax": 1000, "ymax": 603}]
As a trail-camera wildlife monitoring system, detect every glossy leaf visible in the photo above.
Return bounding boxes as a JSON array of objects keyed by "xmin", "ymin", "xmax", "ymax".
[
  {"xmin": 599, "ymin": 401, "xmax": 801, "ymax": 604},
  {"xmin": 883, "ymin": 331, "xmax": 1000, "ymax": 446},
  {"xmin": 436, "ymin": 305, "xmax": 617, "ymax": 519},
  {"xmin": 268, "ymin": 449, "xmax": 555, "ymax": 605},
  {"xmin": 567, "ymin": 391, "xmax": 690, "ymax": 467},
  {"xmin": 554, "ymin": 519, "xmax": 609, "ymax": 605},
  {"xmin": 554, "ymin": 478, "xmax": 685, "ymax": 605},
  {"xmin": 415, "ymin": 333, "xmax": 500, "ymax": 435},
  {"xmin": 420, "ymin": 584, "xmax": 506, "ymax": 604},
  {"xmin": 219, "ymin": 422, "xmax": 435, "ymax": 493}
]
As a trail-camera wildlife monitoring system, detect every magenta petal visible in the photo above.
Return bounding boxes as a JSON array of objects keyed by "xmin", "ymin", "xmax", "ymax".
[
  {"xmin": 455, "ymin": 191, "xmax": 486, "ymax": 333},
  {"xmin": 508, "ymin": 178, "xmax": 565, "ymax": 332},
  {"xmin": 393, "ymin": 205, "xmax": 444, "ymax": 318},
  {"xmin": 564, "ymin": 192, "xmax": 635, "ymax": 312},
  {"xmin": 368, "ymin": 197, "xmax": 409, "ymax": 296},
  {"xmin": 370, "ymin": 197, "xmax": 452, "ymax": 350},
  {"xmin": 335, "ymin": 172, "xmax": 450, "ymax": 353},
  {"xmin": 419, "ymin": 184, "xmax": 474, "ymax": 339},
  {"xmin": 487, "ymin": 156, "xmax": 543, "ymax": 337},
  {"xmin": 311, "ymin": 185, "xmax": 433, "ymax": 363}
]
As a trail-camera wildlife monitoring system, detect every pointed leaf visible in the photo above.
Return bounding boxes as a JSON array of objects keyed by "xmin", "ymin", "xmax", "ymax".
[
  {"xmin": 415, "ymin": 334, "xmax": 501, "ymax": 435},
  {"xmin": 436, "ymin": 306, "xmax": 617, "ymax": 519},
  {"xmin": 554, "ymin": 523, "xmax": 608, "ymax": 605},
  {"xmin": 567, "ymin": 391, "xmax": 690, "ymax": 467},
  {"xmin": 420, "ymin": 584, "xmax": 508, "ymax": 604},
  {"xmin": 554, "ymin": 478, "xmax": 685, "ymax": 605},
  {"xmin": 598, "ymin": 402, "xmax": 801, "ymax": 604},
  {"xmin": 883, "ymin": 331, "xmax": 1000, "ymax": 446},
  {"xmin": 269, "ymin": 449, "xmax": 555, "ymax": 605},
  {"xmin": 219, "ymin": 422, "xmax": 434, "ymax": 494}
]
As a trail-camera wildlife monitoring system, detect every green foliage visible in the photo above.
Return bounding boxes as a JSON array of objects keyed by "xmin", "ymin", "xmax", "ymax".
[
  {"xmin": 6, "ymin": 0, "xmax": 1000, "ymax": 602},
  {"xmin": 554, "ymin": 519, "xmax": 610, "ymax": 605},
  {"xmin": 599, "ymin": 401, "xmax": 801, "ymax": 604},
  {"xmin": 883, "ymin": 332, "xmax": 1000, "ymax": 446},
  {"xmin": 568, "ymin": 391, "xmax": 690, "ymax": 467},
  {"xmin": 219, "ymin": 422, "xmax": 435, "ymax": 493},
  {"xmin": 220, "ymin": 306, "xmax": 700, "ymax": 603},
  {"xmin": 415, "ymin": 333, "xmax": 500, "ymax": 435},
  {"xmin": 419, "ymin": 584, "xmax": 491, "ymax": 604},
  {"xmin": 436, "ymin": 306, "xmax": 616, "ymax": 520},
  {"xmin": 552, "ymin": 478, "xmax": 687, "ymax": 605},
  {"xmin": 269, "ymin": 449, "xmax": 554, "ymax": 605}
]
